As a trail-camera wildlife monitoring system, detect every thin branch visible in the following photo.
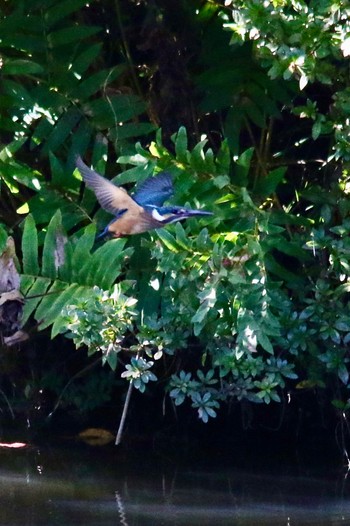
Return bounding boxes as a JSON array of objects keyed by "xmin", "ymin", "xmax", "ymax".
[
  {"xmin": 114, "ymin": 0, "xmax": 143, "ymax": 100},
  {"xmin": 46, "ymin": 357, "xmax": 102, "ymax": 420}
]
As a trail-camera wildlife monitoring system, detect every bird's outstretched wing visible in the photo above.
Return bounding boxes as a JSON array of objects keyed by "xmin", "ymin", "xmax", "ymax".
[
  {"xmin": 76, "ymin": 156, "xmax": 139, "ymax": 216},
  {"xmin": 133, "ymin": 172, "xmax": 173, "ymax": 207}
]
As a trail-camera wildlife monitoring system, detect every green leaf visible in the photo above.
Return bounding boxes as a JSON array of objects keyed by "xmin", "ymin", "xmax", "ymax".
[
  {"xmin": 70, "ymin": 66, "xmax": 124, "ymax": 99},
  {"xmin": 192, "ymin": 287, "xmax": 217, "ymax": 335},
  {"xmin": 254, "ymin": 167, "xmax": 286, "ymax": 197},
  {"xmin": 194, "ymin": 229, "xmax": 210, "ymax": 253},
  {"xmin": 87, "ymin": 95, "xmax": 147, "ymax": 128},
  {"xmin": 312, "ymin": 119, "xmax": 322, "ymax": 140},
  {"xmin": 30, "ymin": 119, "xmax": 54, "ymax": 149},
  {"xmin": 45, "ymin": 0, "xmax": 90, "ymax": 26},
  {"xmin": 105, "ymin": 350, "xmax": 118, "ymax": 371},
  {"xmin": 190, "ymin": 139, "xmax": 208, "ymax": 172},
  {"xmin": 42, "ymin": 210, "xmax": 64, "ymax": 279},
  {"xmin": 237, "ymin": 147, "xmax": 255, "ymax": 169},
  {"xmin": 174, "ymin": 126, "xmax": 188, "ymax": 163},
  {"xmin": 69, "ymin": 119, "xmax": 93, "ymax": 164},
  {"xmin": 71, "ymin": 224, "xmax": 96, "ymax": 282},
  {"xmin": 234, "ymin": 147, "xmax": 255, "ymax": 186},
  {"xmin": 257, "ymin": 331, "xmax": 274, "ymax": 354},
  {"xmin": 0, "ymin": 159, "xmax": 42, "ymax": 191},
  {"xmin": 335, "ymin": 283, "xmax": 350, "ymax": 297},
  {"xmin": 175, "ymin": 222, "xmax": 191, "ymax": 250},
  {"xmin": 338, "ymin": 364, "xmax": 349, "ymax": 385},
  {"xmin": 73, "ymin": 43, "xmax": 103, "ymax": 75},
  {"xmin": 50, "ymin": 285, "xmax": 91, "ymax": 337},
  {"xmin": 1, "ymin": 34, "xmax": 45, "ymax": 54},
  {"xmin": 20, "ymin": 276, "xmax": 36, "ymax": 297},
  {"xmin": 48, "ymin": 25, "xmax": 101, "ymax": 47},
  {"xmin": 213, "ymin": 175, "xmax": 230, "ymax": 189},
  {"xmin": 110, "ymin": 122, "xmax": 156, "ymax": 141},
  {"xmin": 22, "ymin": 214, "xmax": 39, "ymax": 275},
  {"xmin": 156, "ymin": 229, "xmax": 181, "ymax": 252},
  {"xmin": 49, "ymin": 152, "xmax": 67, "ymax": 186},
  {"xmin": 2, "ymin": 59, "xmax": 44, "ymax": 76},
  {"xmin": 192, "ymin": 302, "xmax": 209, "ymax": 327},
  {"xmin": 216, "ymin": 140, "xmax": 230, "ymax": 174}
]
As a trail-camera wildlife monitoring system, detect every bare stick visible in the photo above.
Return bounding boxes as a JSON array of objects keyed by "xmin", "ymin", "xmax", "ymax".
[{"xmin": 115, "ymin": 380, "xmax": 133, "ymax": 445}]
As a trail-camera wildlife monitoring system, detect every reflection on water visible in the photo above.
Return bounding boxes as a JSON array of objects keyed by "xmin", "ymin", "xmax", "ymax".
[{"xmin": 0, "ymin": 443, "xmax": 348, "ymax": 525}]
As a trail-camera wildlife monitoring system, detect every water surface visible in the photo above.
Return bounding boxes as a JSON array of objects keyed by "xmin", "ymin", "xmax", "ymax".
[{"xmin": 0, "ymin": 443, "xmax": 348, "ymax": 525}]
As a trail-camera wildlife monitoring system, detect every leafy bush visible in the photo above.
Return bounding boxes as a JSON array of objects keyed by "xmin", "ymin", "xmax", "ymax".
[{"xmin": 61, "ymin": 130, "xmax": 350, "ymax": 424}]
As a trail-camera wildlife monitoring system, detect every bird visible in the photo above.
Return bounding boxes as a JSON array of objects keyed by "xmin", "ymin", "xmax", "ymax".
[{"xmin": 76, "ymin": 156, "xmax": 212, "ymax": 238}]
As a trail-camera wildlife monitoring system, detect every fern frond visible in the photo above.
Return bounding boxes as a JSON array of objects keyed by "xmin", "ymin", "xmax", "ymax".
[{"xmin": 20, "ymin": 212, "xmax": 130, "ymax": 338}]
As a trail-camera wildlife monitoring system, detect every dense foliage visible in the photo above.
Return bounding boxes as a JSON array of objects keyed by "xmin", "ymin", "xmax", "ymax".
[{"xmin": 0, "ymin": 0, "xmax": 350, "ymax": 443}]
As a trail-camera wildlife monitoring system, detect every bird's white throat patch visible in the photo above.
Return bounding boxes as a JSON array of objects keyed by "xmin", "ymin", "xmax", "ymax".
[{"xmin": 151, "ymin": 208, "xmax": 167, "ymax": 222}]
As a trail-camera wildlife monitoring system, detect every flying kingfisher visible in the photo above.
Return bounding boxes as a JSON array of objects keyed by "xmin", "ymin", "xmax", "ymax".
[{"xmin": 76, "ymin": 157, "xmax": 212, "ymax": 238}]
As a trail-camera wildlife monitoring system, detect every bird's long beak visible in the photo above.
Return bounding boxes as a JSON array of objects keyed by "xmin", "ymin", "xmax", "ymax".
[
  {"xmin": 183, "ymin": 209, "xmax": 213, "ymax": 217},
  {"xmin": 163, "ymin": 208, "xmax": 213, "ymax": 224}
]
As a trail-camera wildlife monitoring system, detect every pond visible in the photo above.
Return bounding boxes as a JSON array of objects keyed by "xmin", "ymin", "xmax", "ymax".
[{"xmin": 0, "ymin": 441, "xmax": 349, "ymax": 526}]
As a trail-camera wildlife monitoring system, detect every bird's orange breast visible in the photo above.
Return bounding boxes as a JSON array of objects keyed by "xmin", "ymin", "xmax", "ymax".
[{"xmin": 107, "ymin": 209, "xmax": 160, "ymax": 236}]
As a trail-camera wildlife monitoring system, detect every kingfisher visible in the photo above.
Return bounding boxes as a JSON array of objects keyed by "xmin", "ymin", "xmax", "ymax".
[{"xmin": 76, "ymin": 156, "xmax": 212, "ymax": 238}]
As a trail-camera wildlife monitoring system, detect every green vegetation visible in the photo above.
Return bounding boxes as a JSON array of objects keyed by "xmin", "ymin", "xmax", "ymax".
[{"xmin": 0, "ymin": 0, "xmax": 350, "ymax": 442}]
